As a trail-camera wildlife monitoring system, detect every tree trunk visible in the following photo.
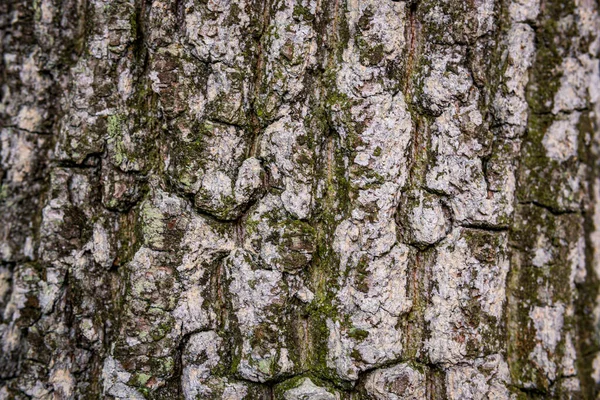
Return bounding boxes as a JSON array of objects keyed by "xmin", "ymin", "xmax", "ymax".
[{"xmin": 1, "ymin": 0, "xmax": 600, "ymax": 398}]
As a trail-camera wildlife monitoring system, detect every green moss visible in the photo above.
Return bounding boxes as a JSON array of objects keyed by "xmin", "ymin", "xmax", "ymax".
[
  {"xmin": 293, "ymin": 5, "xmax": 314, "ymax": 21},
  {"xmin": 516, "ymin": 112, "xmax": 580, "ymax": 212},
  {"xmin": 273, "ymin": 375, "xmax": 306, "ymax": 396},
  {"xmin": 225, "ymin": 2, "xmax": 241, "ymax": 25},
  {"xmin": 273, "ymin": 376, "xmax": 342, "ymax": 399},
  {"xmin": 129, "ymin": 8, "xmax": 138, "ymax": 41},
  {"xmin": 357, "ymin": 39, "xmax": 385, "ymax": 67},
  {"xmin": 150, "ymin": 318, "xmax": 174, "ymax": 341},
  {"xmin": 350, "ymin": 349, "xmax": 363, "ymax": 363},
  {"xmin": 304, "ymin": 289, "xmax": 340, "ymax": 384},
  {"xmin": 353, "ymin": 5, "xmax": 386, "ymax": 67},
  {"xmin": 526, "ymin": 0, "xmax": 576, "ymax": 114},
  {"xmin": 347, "ymin": 328, "xmax": 369, "ymax": 341},
  {"xmin": 507, "ymin": 203, "xmax": 583, "ymax": 390}
]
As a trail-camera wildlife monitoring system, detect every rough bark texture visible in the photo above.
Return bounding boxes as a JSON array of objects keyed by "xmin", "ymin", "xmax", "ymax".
[{"xmin": 1, "ymin": 0, "xmax": 600, "ymax": 398}]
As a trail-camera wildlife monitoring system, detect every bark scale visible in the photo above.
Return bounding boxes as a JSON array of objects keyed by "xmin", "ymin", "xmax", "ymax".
[{"xmin": 1, "ymin": 0, "xmax": 600, "ymax": 398}]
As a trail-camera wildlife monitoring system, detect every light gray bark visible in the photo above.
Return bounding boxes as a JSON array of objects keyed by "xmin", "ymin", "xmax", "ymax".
[{"xmin": 1, "ymin": 0, "xmax": 600, "ymax": 398}]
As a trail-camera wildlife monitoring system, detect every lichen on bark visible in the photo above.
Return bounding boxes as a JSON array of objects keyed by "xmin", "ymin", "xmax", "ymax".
[{"xmin": 1, "ymin": 0, "xmax": 600, "ymax": 398}]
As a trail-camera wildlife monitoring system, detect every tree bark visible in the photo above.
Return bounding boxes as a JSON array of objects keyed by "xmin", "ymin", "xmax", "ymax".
[{"xmin": 1, "ymin": 0, "xmax": 600, "ymax": 398}]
